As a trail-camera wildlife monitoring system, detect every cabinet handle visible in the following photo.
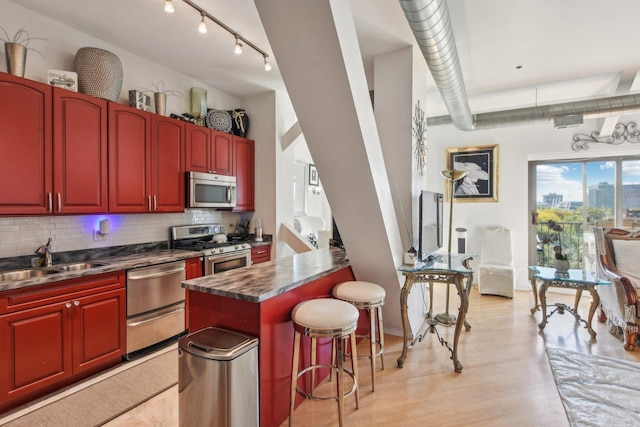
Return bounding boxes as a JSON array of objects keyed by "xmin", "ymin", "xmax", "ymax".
[
  {"xmin": 74, "ymin": 300, "xmax": 80, "ymax": 306},
  {"xmin": 57, "ymin": 193, "xmax": 61, "ymax": 212},
  {"xmin": 226, "ymin": 186, "xmax": 231, "ymax": 203},
  {"xmin": 65, "ymin": 302, "xmax": 72, "ymax": 308},
  {"xmin": 148, "ymin": 195, "xmax": 152, "ymax": 211},
  {"xmin": 153, "ymin": 195, "xmax": 157, "ymax": 211},
  {"xmin": 48, "ymin": 193, "xmax": 53, "ymax": 212},
  {"xmin": 255, "ymin": 249, "xmax": 267, "ymax": 254}
]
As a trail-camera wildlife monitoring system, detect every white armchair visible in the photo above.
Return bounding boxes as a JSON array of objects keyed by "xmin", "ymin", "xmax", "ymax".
[{"xmin": 478, "ymin": 227, "xmax": 516, "ymax": 298}]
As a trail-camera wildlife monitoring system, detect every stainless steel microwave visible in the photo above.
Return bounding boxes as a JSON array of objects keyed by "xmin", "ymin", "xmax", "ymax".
[{"xmin": 187, "ymin": 171, "xmax": 237, "ymax": 209}]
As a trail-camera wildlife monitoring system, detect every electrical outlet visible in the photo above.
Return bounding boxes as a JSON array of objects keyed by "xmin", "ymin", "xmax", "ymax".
[{"xmin": 94, "ymin": 230, "xmax": 108, "ymax": 241}]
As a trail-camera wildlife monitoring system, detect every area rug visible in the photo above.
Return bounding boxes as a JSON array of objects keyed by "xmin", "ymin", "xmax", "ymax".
[
  {"xmin": 2, "ymin": 348, "xmax": 177, "ymax": 427},
  {"xmin": 546, "ymin": 347, "xmax": 640, "ymax": 427}
]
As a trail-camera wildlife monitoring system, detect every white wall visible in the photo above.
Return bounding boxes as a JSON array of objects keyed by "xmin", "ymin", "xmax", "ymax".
[{"xmin": 427, "ymin": 114, "xmax": 640, "ymax": 289}]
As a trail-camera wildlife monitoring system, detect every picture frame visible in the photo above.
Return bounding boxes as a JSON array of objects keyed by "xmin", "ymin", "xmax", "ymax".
[
  {"xmin": 445, "ymin": 144, "xmax": 498, "ymax": 202},
  {"xmin": 308, "ymin": 164, "xmax": 319, "ymax": 186},
  {"xmin": 47, "ymin": 69, "xmax": 77, "ymax": 92}
]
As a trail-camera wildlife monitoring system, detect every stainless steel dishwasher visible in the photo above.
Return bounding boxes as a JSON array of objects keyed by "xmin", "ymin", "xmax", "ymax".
[{"xmin": 126, "ymin": 260, "xmax": 186, "ymax": 356}]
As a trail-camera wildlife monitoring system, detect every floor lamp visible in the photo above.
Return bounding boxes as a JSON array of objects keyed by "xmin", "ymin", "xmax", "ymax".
[{"xmin": 434, "ymin": 169, "xmax": 468, "ymax": 325}]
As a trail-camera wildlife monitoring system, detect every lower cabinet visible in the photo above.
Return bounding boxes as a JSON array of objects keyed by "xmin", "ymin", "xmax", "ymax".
[
  {"xmin": 0, "ymin": 272, "xmax": 126, "ymax": 412},
  {"xmin": 184, "ymin": 257, "xmax": 203, "ymax": 331},
  {"xmin": 251, "ymin": 245, "xmax": 271, "ymax": 264}
]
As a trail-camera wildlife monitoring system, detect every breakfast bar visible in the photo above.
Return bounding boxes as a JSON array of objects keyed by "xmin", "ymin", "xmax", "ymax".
[{"xmin": 182, "ymin": 247, "xmax": 354, "ymax": 427}]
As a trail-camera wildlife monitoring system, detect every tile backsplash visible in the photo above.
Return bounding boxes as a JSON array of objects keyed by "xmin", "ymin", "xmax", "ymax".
[{"xmin": 0, "ymin": 210, "xmax": 245, "ymax": 259}]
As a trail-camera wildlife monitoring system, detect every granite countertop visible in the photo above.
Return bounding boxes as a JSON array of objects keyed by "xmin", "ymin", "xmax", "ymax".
[
  {"xmin": 0, "ymin": 249, "xmax": 203, "ymax": 293},
  {"xmin": 183, "ymin": 247, "xmax": 350, "ymax": 303}
]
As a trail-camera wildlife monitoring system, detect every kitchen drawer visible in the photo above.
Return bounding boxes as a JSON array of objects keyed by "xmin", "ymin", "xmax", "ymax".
[{"xmin": 251, "ymin": 245, "xmax": 271, "ymax": 264}]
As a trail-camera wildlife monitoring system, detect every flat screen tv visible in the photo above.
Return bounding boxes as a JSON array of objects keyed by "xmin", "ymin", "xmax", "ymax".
[{"xmin": 418, "ymin": 190, "xmax": 444, "ymax": 261}]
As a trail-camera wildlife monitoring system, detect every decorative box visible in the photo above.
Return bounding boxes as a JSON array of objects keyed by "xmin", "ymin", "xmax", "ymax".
[{"xmin": 129, "ymin": 90, "xmax": 151, "ymax": 112}]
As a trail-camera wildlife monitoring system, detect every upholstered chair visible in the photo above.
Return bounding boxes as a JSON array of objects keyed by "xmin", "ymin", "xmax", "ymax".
[{"xmin": 478, "ymin": 227, "xmax": 516, "ymax": 298}]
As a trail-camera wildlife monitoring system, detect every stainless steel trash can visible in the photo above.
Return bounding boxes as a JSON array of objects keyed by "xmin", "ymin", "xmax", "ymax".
[{"xmin": 179, "ymin": 327, "xmax": 259, "ymax": 427}]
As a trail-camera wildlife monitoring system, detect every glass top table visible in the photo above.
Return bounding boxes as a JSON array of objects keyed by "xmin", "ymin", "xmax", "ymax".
[
  {"xmin": 528, "ymin": 266, "xmax": 611, "ymax": 338},
  {"xmin": 397, "ymin": 253, "xmax": 474, "ymax": 372}
]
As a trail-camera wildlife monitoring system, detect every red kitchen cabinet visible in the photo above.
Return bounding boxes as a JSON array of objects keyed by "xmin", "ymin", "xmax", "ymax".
[
  {"xmin": 251, "ymin": 245, "xmax": 271, "ymax": 264},
  {"xmin": 0, "ymin": 272, "xmax": 125, "ymax": 412},
  {"xmin": 0, "ymin": 73, "xmax": 52, "ymax": 215},
  {"xmin": 108, "ymin": 103, "xmax": 152, "ymax": 212},
  {"xmin": 233, "ymin": 136, "xmax": 255, "ymax": 212},
  {"xmin": 184, "ymin": 257, "xmax": 203, "ymax": 331},
  {"xmin": 151, "ymin": 115, "xmax": 185, "ymax": 212},
  {"xmin": 53, "ymin": 88, "xmax": 108, "ymax": 213},
  {"xmin": 185, "ymin": 123, "xmax": 233, "ymax": 175}
]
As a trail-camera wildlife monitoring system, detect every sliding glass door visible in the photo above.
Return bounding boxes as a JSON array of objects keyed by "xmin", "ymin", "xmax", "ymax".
[{"xmin": 534, "ymin": 156, "xmax": 640, "ymax": 270}]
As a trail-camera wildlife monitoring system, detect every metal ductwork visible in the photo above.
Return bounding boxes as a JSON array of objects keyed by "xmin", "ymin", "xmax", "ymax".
[
  {"xmin": 399, "ymin": 0, "xmax": 474, "ymax": 131},
  {"xmin": 400, "ymin": 0, "xmax": 640, "ymax": 131}
]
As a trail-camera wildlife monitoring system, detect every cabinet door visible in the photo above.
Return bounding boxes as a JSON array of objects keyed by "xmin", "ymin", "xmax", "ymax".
[
  {"xmin": 233, "ymin": 136, "xmax": 255, "ymax": 212},
  {"xmin": 185, "ymin": 123, "xmax": 210, "ymax": 173},
  {"xmin": 108, "ymin": 103, "xmax": 152, "ymax": 212},
  {"xmin": 211, "ymin": 130, "xmax": 233, "ymax": 175},
  {"xmin": 151, "ymin": 116, "xmax": 185, "ymax": 212},
  {"xmin": 184, "ymin": 257, "xmax": 203, "ymax": 331},
  {"xmin": 0, "ymin": 73, "xmax": 52, "ymax": 215},
  {"xmin": 72, "ymin": 288, "xmax": 126, "ymax": 374},
  {"xmin": 251, "ymin": 245, "xmax": 271, "ymax": 264},
  {"xmin": 53, "ymin": 88, "xmax": 108, "ymax": 214},
  {"xmin": 0, "ymin": 302, "xmax": 72, "ymax": 404}
]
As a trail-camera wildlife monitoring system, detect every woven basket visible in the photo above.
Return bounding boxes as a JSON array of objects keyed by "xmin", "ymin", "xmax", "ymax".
[{"xmin": 75, "ymin": 47, "xmax": 123, "ymax": 101}]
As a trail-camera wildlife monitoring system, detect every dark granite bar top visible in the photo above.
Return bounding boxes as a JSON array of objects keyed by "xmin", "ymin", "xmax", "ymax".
[
  {"xmin": 0, "ymin": 249, "xmax": 203, "ymax": 293},
  {"xmin": 183, "ymin": 247, "xmax": 350, "ymax": 303}
]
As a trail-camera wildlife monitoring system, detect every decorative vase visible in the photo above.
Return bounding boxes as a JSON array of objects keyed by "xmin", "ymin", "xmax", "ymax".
[
  {"xmin": 4, "ymin": 43, "xmax": 26, "ymax": 77},
  {"xmin": 74, "ymin": 47, "xmax": 123, "ymax": 101},
  {"xmin": 154, "ymin": 92, "xmax": 167, "ymax": 116},
  {"xmin": 555, "ymin": 259, "xmax": 570, "ymax": 272},
  {"xmin": 231, "ymin": 109, "xmax": 249, "ymax": 137}
]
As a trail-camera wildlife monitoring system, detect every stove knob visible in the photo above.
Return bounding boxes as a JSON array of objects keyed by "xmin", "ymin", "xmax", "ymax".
[
  {"xmin": 219, "ymin": 248, "xmax": 224, "ymax": 253},
  {"xmin": 234, "ymin": 245, "xmax": 239, "ymax": 249}
]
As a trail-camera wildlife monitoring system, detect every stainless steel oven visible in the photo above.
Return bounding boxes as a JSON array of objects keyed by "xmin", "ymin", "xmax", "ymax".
[{"xmin": 205, "ymin": 249, "xmax": 251, "ymax": 275}]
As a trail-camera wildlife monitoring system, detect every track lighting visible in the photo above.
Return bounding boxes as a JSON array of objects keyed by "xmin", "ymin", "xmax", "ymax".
[
  {"xmin": 180, "ymin": 0, "xmax": 272, "ymax": 71},
  {"xmin": 198, "ymin": 13, "xmax": 207, "ymax": 33},
  {"xmin": 164, "ymin": 0, "xmax": 175, "ymax": 14}
]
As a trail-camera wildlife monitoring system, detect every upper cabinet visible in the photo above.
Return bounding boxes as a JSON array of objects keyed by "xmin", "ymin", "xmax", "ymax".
[
  {"xmin": 0, "ymin": 73, "xmax": 108, "ymax": 215},
  {"xmin": 108, "ymin": 104, "xmax": 185, "ymax": 213},
  {"xmin": 53, "ymin": 88, "xmax": 108, "ymax": 214},
  {"xmin": 0, "ymin": 73, "xmax": 53, "ymax": 215},
  {"xmin": 185, "ymin": 124, "xmax": 232, "ymax": 176},
  {"xmin": 233, "ymin": 136, "xmax": 255, "ymax": 212}
]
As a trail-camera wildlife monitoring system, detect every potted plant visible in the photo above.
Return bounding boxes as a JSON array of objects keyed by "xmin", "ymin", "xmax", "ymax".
[
  {"xmin": 142, "ymin": 81, "xmax": 182, "ymax": 116},
  {"xmin": 1, "ymin": 26, "xmax": 45, "ymax": 77},
  {"xmin": 553, "ymin": 245, "xmax": 570, "ymax": 272}
]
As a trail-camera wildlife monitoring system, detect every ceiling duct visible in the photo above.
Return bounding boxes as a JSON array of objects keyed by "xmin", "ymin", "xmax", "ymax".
[{"xmin": 399, "ymin": 0, "xmax": 640, "ymax": 131}]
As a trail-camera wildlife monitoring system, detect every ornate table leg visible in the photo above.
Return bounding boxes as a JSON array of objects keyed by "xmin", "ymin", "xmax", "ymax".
[
  {"xmin": 427, "ymin": 280, "xmax": 434, "ymax": 319},
  {"xmin": 585, "ymin": 284, "xmax": 599, "ymax": 338},
  {"xmin": 573, "ymin": 289, "xmax": 583, "ymax": 313},
  {"xmin": 538, "ymin": 281, "xmax": 550, "ymax": 330},
  {"xmin": 397, "ymin": 275, "xmax": 415, "ymax": 367},
  {"xmin": 530, "ymin": 276, "xmax": 540, "ymax": 314},
  {"xmin": 451, "ymin": 274, "xmax": 468, "ymax": 373}
]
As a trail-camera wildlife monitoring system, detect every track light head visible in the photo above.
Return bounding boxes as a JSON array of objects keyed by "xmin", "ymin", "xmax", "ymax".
[
  {"xmin": 198, "ymin": 14, "xmax": 207, "ymax": 33},
  {"xmin": 164, "ymin": 0, "xmax": 175, "ymax": 14}
]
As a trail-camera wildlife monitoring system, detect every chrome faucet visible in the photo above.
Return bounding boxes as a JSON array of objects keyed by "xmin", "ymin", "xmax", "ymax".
[{"xmin": 35, "ymin": 237, "xmax": 53, "ymax": 267}]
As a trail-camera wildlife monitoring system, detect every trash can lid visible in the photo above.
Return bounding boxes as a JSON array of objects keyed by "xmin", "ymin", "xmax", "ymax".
[{"xmin": 179, "ymin": 327, "xmax": 258, "ymax": 360}]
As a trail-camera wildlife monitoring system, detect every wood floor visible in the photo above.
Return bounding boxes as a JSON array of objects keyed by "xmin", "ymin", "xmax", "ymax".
[{"xmin": 101, "ymin": 286, "xmax": 640, "ymax": 426}]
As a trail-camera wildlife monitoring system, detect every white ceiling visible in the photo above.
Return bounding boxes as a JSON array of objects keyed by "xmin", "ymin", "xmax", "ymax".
[{"xmin": 12, "ymin": 0, "xmax": 640, "ymax": 116}]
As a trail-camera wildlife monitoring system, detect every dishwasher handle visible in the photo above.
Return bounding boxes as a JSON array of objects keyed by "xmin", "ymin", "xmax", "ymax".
[{"xmin": 128, "ymin": 266, "xmax": 185, "ymax": 281}]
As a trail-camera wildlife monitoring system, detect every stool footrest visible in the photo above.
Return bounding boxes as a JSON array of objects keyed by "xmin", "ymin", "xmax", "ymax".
[{"xmin": 295, "ymin": 364, "xmax": 358, "ymax": 401}]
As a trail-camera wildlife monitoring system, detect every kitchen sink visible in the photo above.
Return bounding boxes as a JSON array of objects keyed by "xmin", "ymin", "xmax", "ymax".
[
  {"xmin": 0, "ymin": 268, "xmax": 61, "ymax": 281},
  {"xmin": 55, "ymin": 262, "xmax": 109, "ymax": 271}
]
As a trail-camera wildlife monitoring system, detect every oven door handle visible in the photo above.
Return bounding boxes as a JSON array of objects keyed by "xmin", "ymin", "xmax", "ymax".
[
  {"xmin": 128, "ymin": 307, "xmax": 185, "ymax": 327},
  {"xmin": 128, "ymin": 266, "xmax": 185, "ymax": 281}
]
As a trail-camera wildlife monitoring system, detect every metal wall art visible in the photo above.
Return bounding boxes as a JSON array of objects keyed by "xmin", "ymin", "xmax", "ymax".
[
  {"xmin": 413, "ymin": 100, "xmax": 427, "ymax": 175},
  {"xmin": 572, "ymin": 122, "xmax": 640, "ymax": 151}
]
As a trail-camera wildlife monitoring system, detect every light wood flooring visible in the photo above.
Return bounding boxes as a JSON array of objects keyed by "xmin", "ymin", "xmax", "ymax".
[{"xmin": 47, "ymin": 287, "xmax": 640, "ymax": 426}]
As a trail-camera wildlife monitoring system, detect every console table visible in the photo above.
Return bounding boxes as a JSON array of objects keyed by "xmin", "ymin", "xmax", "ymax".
[
  {"xmin": 397, "ymin": 253, "xmax": 474, "ymax": 372},
  {"xmin": 528, "ymin": 266, "xmax": 610, "ymax": 338}
]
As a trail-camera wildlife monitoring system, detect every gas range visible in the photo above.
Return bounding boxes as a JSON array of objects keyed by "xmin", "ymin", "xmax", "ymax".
[{"xmin": 170, "ymin": 224, "xmax": 251, "ymax": 256}]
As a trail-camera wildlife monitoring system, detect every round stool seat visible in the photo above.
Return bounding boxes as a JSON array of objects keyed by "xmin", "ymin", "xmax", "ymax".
[
  {"xmin": 292, "ymin": 299, "xmax": 359, "ymax": 331},
  {"xmin": 332, "ymin": 281, "xmax": 386, "ymax": 305}
]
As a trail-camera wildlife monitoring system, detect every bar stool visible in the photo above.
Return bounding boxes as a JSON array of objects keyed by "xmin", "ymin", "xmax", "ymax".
[
  {"xmin": 332, "ymin": 280, "xmax": 386, "ymax": 391},
  {"xmin": 290, "ymin": 298, "xmax": 360, "ymax": 427}
]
